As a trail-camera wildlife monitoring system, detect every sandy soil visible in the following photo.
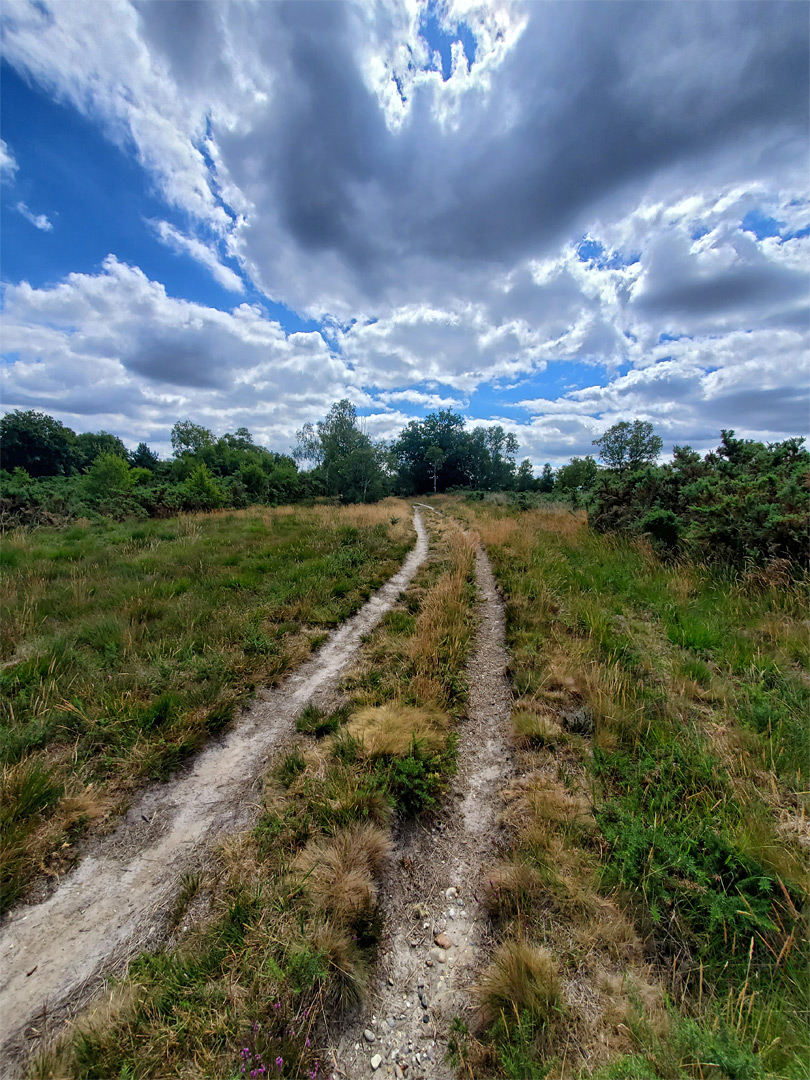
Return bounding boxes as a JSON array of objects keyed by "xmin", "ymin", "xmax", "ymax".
[
  {"xmin": 327, "ymin": 544, "xmax": 515, "ymax": 1080},
  {"xmin": 0, "ymin": 512, "xmax": 430, "ymax": 1077}
]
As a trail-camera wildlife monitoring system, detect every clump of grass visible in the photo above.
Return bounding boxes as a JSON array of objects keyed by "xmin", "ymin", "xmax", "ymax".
[
  {"xmin": 296, "ymin": 702, "xmax": 350, "ymax": 737},
  {"xmin": 477, "ymin": 940, "xmax": 561, "ymax": 1026},
  {"xmin": 346, "ymin": 703, "xmax": 449, "ymax": 756},
  {"xmin": 295, "ymin": 822, "xmax": 391, "ymax": 921},
  {"xmin": 511, "ymin": 708, "xmax": 564, "ymax": 747}
]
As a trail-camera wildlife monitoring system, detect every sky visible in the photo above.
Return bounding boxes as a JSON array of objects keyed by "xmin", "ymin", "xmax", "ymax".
[{"xmin": 1, "ymin": 0, "xmax": 808, "ymax": 467}]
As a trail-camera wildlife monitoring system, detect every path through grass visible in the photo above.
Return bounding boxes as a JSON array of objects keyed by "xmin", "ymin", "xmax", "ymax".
[{"xmin": 1, "ymin": 502, "xmax": 413, "ymax": 908}]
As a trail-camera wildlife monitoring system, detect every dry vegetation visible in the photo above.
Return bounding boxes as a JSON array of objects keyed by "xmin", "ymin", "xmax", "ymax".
[
  {"xmin": 0, "ymin": 501, "xmax": 413, "ymax": 908},
  {"xmin": 29, "ymin": 512, "xmax": 478, "ymax": 1079},
  {"xmin": 440, "ymin": 495, "xmax": 809, "ymax": 1080}
]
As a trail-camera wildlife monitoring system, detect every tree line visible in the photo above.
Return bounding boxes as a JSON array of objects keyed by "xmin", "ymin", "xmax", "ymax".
[{"xmin": 1, "ymin": 406, "xmax": 807, "ymax": 567}]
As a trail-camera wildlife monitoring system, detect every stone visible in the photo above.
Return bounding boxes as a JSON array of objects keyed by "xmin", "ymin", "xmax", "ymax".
[
  {"xmin": 422, "ymin": 1013, "xmax": 430, "ymax": 1023},
  {"xmin": 364, "ymin": 1029, "xmax": 376, "ymax": 1043},
  {"xmin": 433, "ymin": 932, "xmax": 452, "ymax": 949},
  {"xmin": 428, "ymin": 947, "xmax": 447, "ymax": 964},
  {"xmin": 387, "ymin": 1017, "xmax": 396, "ymax": 1028},
  {"xmin": 395, "ymin": 1066, "xmax": 404, "ymax": 1080},
  {"xmin": 370, "ymin": 1054, "xmax": 382, "ymax": 1071},
  {"xmin": 425, "ymin": 958, "xmax": 434, "ymax": 967},
  {"xmin": 445, "ymin": 887, "xmax": 458, "ymax": 900}
]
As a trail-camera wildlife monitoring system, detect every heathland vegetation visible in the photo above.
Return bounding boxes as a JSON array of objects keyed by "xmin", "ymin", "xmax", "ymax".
[
  {"xmin": 0, "ymin": 503, "xmax": 414, "ymax": 909},
  {"xmin": 1, "ymin": 402, "xmax": 808, "ymax": 1079},
  {"xmin": 442, "ymin": 497, "xmax": 808, "ymax": 1079}
]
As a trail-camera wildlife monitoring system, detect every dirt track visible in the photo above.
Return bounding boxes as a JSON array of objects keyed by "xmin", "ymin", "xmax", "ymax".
[
  {"xmin": 329, "ymin": 544, "xmax": 515, "ymax": 1080},
  {"xmin": 0, "ymin": 511, "xmax": 430, "ymax": 1076}
]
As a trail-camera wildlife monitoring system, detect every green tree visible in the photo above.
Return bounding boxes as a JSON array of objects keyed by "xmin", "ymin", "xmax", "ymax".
[
  {"xmin": 537, "ymin": 463, "xmax": 555, "ymax": 493},
  {"xmin": 73, "ymin": 431, "xmax": 128, "ymax": 471},
  {"xmin": 182, "ymin": 462, "xmax": 226, "ymax": 509},
  {"xmin": 294, "ymin": 400, "xmax": 386, "ymax": 502},
  {"xmin": 556, "ymin": 455, "xmax": 598, "ymax": 494},
  {"xmin": 171, "ymin": 420, "xmax": 215, "ymax": 457},
  {"xmin": 593, "ymin": 420, "xmax": 663, "ymax": 471},
  {"xmin": 0, "ymin": 410, "xmax": 76, "ymax": 477},
  {"xmin": 130, "ymin": 442, "xmax": 160, "ymax": 470},
  {"xmin": 425, "ymin": 445, "xmax": 446, "ymax": 493}
]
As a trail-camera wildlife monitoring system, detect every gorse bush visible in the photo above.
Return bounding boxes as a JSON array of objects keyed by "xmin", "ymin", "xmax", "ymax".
[{"xmin": 589, "ymin": 430, "xmax": 810, "ymax": 567}]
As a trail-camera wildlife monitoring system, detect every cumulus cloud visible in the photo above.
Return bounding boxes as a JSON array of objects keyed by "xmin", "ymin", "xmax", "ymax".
[
  {"xmin": 1, "ymin": 256, "xmax": 352, "ymax": 454},
  {"xmin": 0, "ymin": 1, "xmax": 808, "ymax": 460},
  {"xmin": 15, "ymin": 201, "xmax": 52, "ymax": 231}
]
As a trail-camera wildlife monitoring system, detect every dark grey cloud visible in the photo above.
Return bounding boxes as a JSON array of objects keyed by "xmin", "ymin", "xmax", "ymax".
[{"xmin": 187, "ymin": 0, "xmax": 808, "ymax": 294}]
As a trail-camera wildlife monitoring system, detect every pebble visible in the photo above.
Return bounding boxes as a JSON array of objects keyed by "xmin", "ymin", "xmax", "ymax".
[
  {"xmin": 370, "ymin": 1054, "xmax": 382, "ymax": 1071},
  {"xmin": 445, "ymin": 887, "xmax": 458, "ymax": 900},
  {"xmin": 425, "ymin": 958, "xmax": 434, "ymax": 967},
  {"xmin": 433, "ymin": 932, "xmax": 452, "ymax": 949},
  {"xmin": 364, "ymin": 1029, "xmax": 376, "ymax": 1043},
  {"xmin": 386, "ymin": 1017, "xmax": 396, "ymax": 1028},
  {"xmin": 428, "ymin": 947, "xmax": 446, "ymax": 964},
  {"xmin": 395, "ymin": 1067, "xmax": 404, "ymax": 1080},
  {"xmin": 422, "ymin": 1013, "xmax": 430, "ymax": 1023}
]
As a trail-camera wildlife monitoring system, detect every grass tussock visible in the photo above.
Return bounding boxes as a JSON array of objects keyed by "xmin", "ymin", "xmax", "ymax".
[
  {"xmin": 437, "ymin": 493, "xmax": 810, "ymax": 1079},
  {"xmin": 0, "ymin": 500, "xmax": 414, "ymax": 908},
  {"xmin": 346, "ymin": 702, "xmax": 449, "ymax": 756},
  {"xmin": 296, "ymin": 822, "xmax": 391, "ymax": 919},
  {"xmin": 477, "ymin": 940, "xmax": 561, "ymax": 1026}
]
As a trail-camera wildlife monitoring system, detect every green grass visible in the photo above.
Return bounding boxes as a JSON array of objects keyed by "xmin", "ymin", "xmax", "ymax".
[
  {"xmin": 28, "ymin": 510, "xmax": 478, "ymax": 1080},
  {"xmin": 442, "ymin": 497, "xmax": 809, "ymax": 1080},
  {"xmin": 0, "ymin": 502, "xmax": 413, "ymax": 908}
]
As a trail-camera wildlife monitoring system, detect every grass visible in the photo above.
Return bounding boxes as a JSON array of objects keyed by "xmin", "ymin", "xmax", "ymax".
[
  {"xmin": 30, "ymin": 508, "xmax": 478, "ymax": 1079},
  {"xmin": 0, "ymin": 501, "xmax": 414, "ymax": 909},
  {"xmin": 437, "ymin": 495, "xmax": 809, "ymax": 1079}
]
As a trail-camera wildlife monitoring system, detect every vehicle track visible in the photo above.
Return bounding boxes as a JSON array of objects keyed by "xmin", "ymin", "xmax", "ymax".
[
  {"xmin": 329, "ymin": 542, "xmax": 515, "ymax": 1080},
  {"xmin": 0, "ymin": 511, "xmax": 430, "ymax": 1076}
]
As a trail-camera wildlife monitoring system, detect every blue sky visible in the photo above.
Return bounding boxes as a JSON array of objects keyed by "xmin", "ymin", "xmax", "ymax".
[{"xmin": 1, "ymin": 0, "xmax": 808, "ymax": 465}]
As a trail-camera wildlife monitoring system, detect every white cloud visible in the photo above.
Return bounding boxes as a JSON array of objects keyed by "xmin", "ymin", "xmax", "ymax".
[
  {"xmin": 0, "ymin": 256, "xmax": 351, "ymax": 455},
  {"xmin": 0, "ymin": 138, "xmax": 18, "ymax": 179},
  {"xmin": 15, "ymin": 201, "xmax": 52, "ymax": 230},
  {"xmin": 151, "ymin": 220, "xmax": 244, "ymax": 292},
  {"xmin": 0, "ymin": 1, "xmax": 807, "ymax": 463}
]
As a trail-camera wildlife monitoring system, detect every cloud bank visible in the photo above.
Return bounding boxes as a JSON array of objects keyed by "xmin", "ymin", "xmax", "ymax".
[{"xmin": 1, "ymin": 0, "xmax": 807, "ymax": 462}]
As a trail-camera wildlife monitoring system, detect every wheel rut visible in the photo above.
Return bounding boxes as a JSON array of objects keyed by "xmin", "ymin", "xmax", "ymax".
[
  {"xmin": 329, "ymin": 544, "xmax": 515, "ymax": 1080},
  {"xmin": 0, "ymin": 512, "xmax": 430, "ymax": 1076}
]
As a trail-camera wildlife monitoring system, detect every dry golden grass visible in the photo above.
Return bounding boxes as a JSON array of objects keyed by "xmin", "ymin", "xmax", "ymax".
[
  {"xmin": 296, "ymin": 822, "xmax": 391, "ymax": 920},
  {"xmin": 407, "ymin": 528, "xmax": 475, "ymax": 706},
  {"xmin": 345, "ymin": 703, "xmax": 449, "ymax": 757},
  {"xmin": 477, "ymin": 939, "xmax": 561, "ymax": 1024}
]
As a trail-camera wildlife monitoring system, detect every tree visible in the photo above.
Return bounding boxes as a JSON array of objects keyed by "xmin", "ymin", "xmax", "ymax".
[
  {"xmin": 516, "ymin": 459, "xmax": 535, "ymax": 491},
  {"xmin": 293, "ymin": 400, "xmax": 386, "ymax": 502},
  {"xmin": 0, "ymin": 410, "xmax": 76, "ymax": 477},
  {"xmin": 83, "ymin": 452, "xmax": 136, "ymax": 502},
  {"xmin": 537, "ymin": 463, "xmax": 555, "ymax": 493},
  {"xmin": 130, "ymin": 442, "xmax": 160, "ymax": 470},
  {"xmin": 556, "ymin": 455, "xmax": 598, "ymax": 495},
  {"xmin": 593, "ymin": 420, "xmax": 662, "ymax": 471},
  {"xmin": 171, "ymin": 420, "xmax": 215, "ymax": 457},
  {"xmin": 425, "ymin": 445, "xmax": 446, "ymax": 493},
  {"xmin": 73, "ymin": 430, "xmax": 128, "ymax": 471}
]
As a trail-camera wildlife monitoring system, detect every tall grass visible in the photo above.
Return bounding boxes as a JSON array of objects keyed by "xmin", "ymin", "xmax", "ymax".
[
  {"xmin": 29, "ymin": 511, "xmax": 478, "ymax": 1080},
  {"xmin": 1, "ymin": 501, "xmax": 413, "ymax": 908},
  {"xmin": 442, "ymin": 496, "xmax": 809, "ymax": 1079}
]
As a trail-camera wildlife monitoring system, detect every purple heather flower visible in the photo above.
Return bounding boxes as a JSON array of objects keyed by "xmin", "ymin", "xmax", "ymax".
[{"xmin": 275, "ymin": 1057, "xmax": 284, "ymax": 1070}]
